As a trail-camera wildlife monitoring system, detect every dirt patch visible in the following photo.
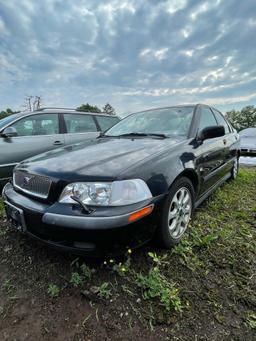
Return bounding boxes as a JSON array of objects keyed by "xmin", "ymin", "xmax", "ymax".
[{"xmin": 0, "ymin": 168, "xmax": 256, "ymax": 340}]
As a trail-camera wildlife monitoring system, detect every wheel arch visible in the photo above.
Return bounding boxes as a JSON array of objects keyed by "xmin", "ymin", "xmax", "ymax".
[{"xmin": 169, "ymin": 168, "xmax": 200, "ymax": 197}]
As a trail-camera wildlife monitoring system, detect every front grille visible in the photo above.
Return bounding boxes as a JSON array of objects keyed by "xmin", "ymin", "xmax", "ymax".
[{"xmin": 14, "ymin": 171, "xmax": 52, "ymax": 199}]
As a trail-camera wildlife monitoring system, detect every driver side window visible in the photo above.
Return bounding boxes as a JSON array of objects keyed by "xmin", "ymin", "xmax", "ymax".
[
  {"xmin": 11, "ymin": 114, "xmax": 59, "ymax": 137},
  {"xmin": 198, "ymin": 108, "xmax": 218, "ymax": 131}
]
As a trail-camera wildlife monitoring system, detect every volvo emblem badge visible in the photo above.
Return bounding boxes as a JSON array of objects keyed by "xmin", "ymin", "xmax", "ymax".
[{"xmin": 23, "ymin": 176, "xmax": 32, "ymax": 187}]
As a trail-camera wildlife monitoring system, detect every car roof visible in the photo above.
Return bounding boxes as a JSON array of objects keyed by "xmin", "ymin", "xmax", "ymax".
[{"xmin": 12, "ymin": 108, "xmax": 120, "ymax": 118}]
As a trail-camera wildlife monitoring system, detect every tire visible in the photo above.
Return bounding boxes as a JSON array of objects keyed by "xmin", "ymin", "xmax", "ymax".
[
  {"xmin": 230, "ymin": 157, "xmax": 239, "ymax": 180},
  {"xmin": 156, "ymin": 177, "xmax": 195, "ymax": 248}
]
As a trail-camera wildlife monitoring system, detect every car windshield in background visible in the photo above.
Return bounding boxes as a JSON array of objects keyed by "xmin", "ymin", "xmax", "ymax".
[
  {"xmin": 0, "ymin": 114, "xmax": 19, "ymax": 130},
  {"xmin": 105, "ymin": 106, "xmax": 194, "ymax": 138}
]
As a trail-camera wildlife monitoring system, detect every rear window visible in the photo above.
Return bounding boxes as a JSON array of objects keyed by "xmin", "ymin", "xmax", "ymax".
[
  {"xmin": 63, "ymin": 114, "xmax": 97, "ymax": 133},
  {"xmin": 96, "ymin": 115, "xmax": 120, "ymax": 131}
]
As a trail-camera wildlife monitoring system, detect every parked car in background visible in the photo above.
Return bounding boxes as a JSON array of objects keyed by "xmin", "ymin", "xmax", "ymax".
[
  {"xmin": 2, "ymin": 104, "xmax": 240, "ymax": 256},
  {"xmin": 0, "ymin": 108, "xmax": 120, "ymax": 186},
  {"xmin": 239, "ymin": 128, "xmax": 256, "ymax": 156}
]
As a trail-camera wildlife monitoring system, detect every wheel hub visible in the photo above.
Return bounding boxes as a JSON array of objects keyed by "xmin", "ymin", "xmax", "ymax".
[{"xmin": 168, "ymin": 187, "xmax": 192, "ymax": 239}]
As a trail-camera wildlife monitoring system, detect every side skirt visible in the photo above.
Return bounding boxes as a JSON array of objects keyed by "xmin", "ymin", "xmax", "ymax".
[{"xmin": 195, "ymin": 172, "xmax": 231, "ymax": 208}]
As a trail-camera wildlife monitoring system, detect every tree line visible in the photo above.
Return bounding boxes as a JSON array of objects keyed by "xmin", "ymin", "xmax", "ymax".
[{"xmin": 225, "ymin": 106, "xmax": 256, "ymax": 131}]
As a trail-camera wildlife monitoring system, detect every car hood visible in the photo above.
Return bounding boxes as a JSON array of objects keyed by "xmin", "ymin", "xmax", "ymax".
[{"xmin": 16, "ymin": 137, "xmax": 183, "ymax": 181}]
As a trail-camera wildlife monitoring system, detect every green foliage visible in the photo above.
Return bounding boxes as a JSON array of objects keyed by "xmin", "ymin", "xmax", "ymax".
[
  {"xmin": 136, "ymin": 267, "xmax": 182, "ymax": 312},
  {"xmin": 2, "ymin": 279, "xmax": 15, "ymax": 294},
  {"xmin": 111, "ymin": 256, "xmax": 131, "ymax": 276},
  {"xmin": 102, "ymin": 103, "xmax": 116, "ymax": 116},
  {"xmin": 0, "ymin": 108, "xmax": 15, "ymax": 120},
  {"xmin": 97, "ymin": 282, "xmax": 112, "ymax": 299},
  {"xmin": 226, "ymin": 105, "xmax": 256, "ymax": 131},
  {"xmin": 80, "ymin": 263, "xmax": 93, "ymax": 279},
  {"xmin": 70, "ymin": 272, "xmax": 83, "ymax": 287},
  {"xmin": 76, "ymin": 103, "xmax": 102, "ymax": 113},
  {"xmin": 246, "ymin": 312, "xmax": 256, "ymax": 329},
  {"xmin": 47, "ymin": 284, "xmax": 60, "ymax": 298},
  {"xmin": 76, "ymin": 102, "xmax": 117, "ymax": 115},
  {"xmin": 0, "ymin": 200, "xmax": 5, "ymax": 216},
  {"xmin": 148, "ymin": 252, "xmax": 168, "ymax": 266}
]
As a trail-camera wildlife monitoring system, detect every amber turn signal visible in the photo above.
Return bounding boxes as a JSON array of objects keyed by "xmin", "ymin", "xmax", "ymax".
[{"xmin": 128, "ymin": 205, "xmax": 154, "ymax": 222}]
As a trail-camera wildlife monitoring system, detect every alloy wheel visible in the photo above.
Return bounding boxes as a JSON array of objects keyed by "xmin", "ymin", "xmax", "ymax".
[{"xmin": 168, "ymin": 187, "xmax": 192, "ymax": 239}]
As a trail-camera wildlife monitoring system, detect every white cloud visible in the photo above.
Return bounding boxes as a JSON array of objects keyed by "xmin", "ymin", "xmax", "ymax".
[
  {"xmin": 140, "ymin": 48, "xmax": 169, "ymax": 61},
  {"xmin": 166, "ymin": 0, "xmax": 187, "ymax": 14},
  {"xmin": 0, "ymin": 0, "xmax": 255, "ymax": 113}
]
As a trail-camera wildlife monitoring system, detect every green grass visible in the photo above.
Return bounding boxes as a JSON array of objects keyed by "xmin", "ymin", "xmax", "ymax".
[
  {"xmin": 47, "ymin": 284, "xmax": 60, "ymax": 298},
  {"xmin": 0, "ymin": 167, "xmax": 255, "ymax": 339},
  {"xmin": 0, "ymin": 200, "xmax": 4, "ymax": 216},
  {"xmin": 136, "ymin": 267, "xmax": 182, "ymax": 312}
]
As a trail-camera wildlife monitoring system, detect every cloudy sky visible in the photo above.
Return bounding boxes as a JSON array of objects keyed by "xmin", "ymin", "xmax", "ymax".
[{"xmin": 0, "ymin": 0, "xmax": 256, "ymax": 115}]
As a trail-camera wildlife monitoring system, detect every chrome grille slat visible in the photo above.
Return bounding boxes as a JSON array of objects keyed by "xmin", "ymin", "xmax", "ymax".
[{"xmin": 14, "ymin": 171, "xmax": 51, "ymax": 199}]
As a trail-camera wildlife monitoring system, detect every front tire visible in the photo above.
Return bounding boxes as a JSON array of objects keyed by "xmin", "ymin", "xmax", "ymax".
[{"xmin": 156, "ymin": 177, "xmax": 195, "ymax": 248}]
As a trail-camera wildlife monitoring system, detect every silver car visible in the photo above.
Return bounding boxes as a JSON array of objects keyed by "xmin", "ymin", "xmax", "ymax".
[
  {"xmin": 0, "ymin": 108, "xmax": 120, "ymax": 186},
  {"xmin": 240, "ymin": 127, "xmax": 256, "ymax": 156}
]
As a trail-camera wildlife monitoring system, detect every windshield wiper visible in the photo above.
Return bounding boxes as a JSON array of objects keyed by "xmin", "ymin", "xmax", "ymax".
[{"xmin": 101, "ymin": 132, "xmax": 168, "ymax": 138}]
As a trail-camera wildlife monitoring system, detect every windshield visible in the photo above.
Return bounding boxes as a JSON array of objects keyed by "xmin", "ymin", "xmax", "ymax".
[
  {"xmin": 0, "ymin": 114, "xmax": 19, "ymax": 130},
  {"xmin": 105, "ymin": 106, "xmax": 194, "ymax": 137}
]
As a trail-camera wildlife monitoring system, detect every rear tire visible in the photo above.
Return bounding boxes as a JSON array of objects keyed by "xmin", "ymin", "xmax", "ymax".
[{"xmin": 156, "ymin": 177, "xmax": 195, "ymax": 248}]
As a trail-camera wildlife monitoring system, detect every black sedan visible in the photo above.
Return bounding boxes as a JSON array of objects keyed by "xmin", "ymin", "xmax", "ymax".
[{"xmin": 2, "ymin": 104, "xmax": 240, "ymax": 256}]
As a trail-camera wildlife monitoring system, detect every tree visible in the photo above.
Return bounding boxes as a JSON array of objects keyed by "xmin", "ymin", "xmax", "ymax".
[
  {"xmin": 226, "ymin": 105, "xmax": 256, "ymax": 131},
  {"xmin": 102, "ymin": 103, "xmax": 116, "ymax": 116},
  {"xmin": 0, "ymin": 108, "xmax": 15, "ymax": 120},
  {"xmin": 76, "ymin": 103, "xmax": 102, "ymax": 113}
]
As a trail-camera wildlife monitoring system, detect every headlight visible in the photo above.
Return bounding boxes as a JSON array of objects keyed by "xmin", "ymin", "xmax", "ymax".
[{"xmin": 59, "ymin": 179, "xmax": 152, "ymax": 206}]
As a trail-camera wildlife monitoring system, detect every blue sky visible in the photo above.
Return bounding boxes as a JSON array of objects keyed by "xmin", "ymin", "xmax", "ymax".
[{"xmin": 0, "ymin": 0, "xmax": 256, "ymax": 116}]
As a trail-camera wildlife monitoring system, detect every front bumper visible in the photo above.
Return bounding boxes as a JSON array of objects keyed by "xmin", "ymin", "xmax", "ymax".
[
  {"xmin": 241, "ymin": 147, "xmax": 256, "ymax": 156},
  {"xmin": 2, "ymin": 183, "xmax": 163, "ymax": 256}
]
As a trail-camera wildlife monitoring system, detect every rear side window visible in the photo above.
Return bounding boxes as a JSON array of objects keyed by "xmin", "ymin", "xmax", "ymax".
[
  {"xmin": 198, "ymin": 108, "xmax": 218, "ymax": 131},
  {"xmin": 63, "ymin": 114, "xmax": 97, "ymax": 133},
  {"xmin": 96, "ymin": 115, "xmax": 120, "ymax": 131},
  {"xmin": 11, "ymin": 114, "xmax": 59, "ymax": 136},
  {"xmin": 212, "ymin": 110, "xmax": 230, "ymax": 134}
]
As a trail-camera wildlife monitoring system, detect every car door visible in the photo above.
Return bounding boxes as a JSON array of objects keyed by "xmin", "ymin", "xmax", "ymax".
[
  {"xmin": 0, "ymin": 113, "xmax": 64, "ymax": 180},
  {"xmin": 62, "ymin": 113, "xmax": 100, "ymax": 145},
  {"xmin": 212, "ymin": 109, "xmax": 238, "ymax": 171},
  {"xmin": 195, "ymin": 106, "xmax": 226, "ymax": 195}
]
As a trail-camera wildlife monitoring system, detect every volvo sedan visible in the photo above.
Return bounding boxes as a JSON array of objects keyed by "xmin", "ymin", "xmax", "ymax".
[{"xmin": 2, "ymin": 104, "xmax": 240, "ymax": 256}]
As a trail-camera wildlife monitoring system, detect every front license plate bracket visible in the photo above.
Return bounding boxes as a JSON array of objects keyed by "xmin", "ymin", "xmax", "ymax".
[{"xmin": 4, "ymin": 201, "xmax": 27, "ymax": 232}]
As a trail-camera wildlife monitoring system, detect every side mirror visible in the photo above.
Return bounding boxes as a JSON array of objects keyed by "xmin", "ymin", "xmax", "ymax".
[
  {"xmin": 1, "ymin": 127, "xmax": 18, "ymax": 138},
  {"xmin": 198, "ymin": 125, "xmax": 225, "ymax": 141}
]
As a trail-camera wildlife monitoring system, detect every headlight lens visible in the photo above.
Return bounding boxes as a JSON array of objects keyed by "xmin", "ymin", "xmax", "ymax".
[{"xmin": 59, "ymin": 179, "xmax": 152, "ymax": 206}]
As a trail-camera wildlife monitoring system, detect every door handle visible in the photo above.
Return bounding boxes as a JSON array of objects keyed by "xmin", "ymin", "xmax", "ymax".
[
  {"xmin": 223, "ymin": 139, "xmax": 227, "ymax": 145},
  {"xmin": 53, "ymin": 141, "xmax": 63, "ymax": 146}
]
